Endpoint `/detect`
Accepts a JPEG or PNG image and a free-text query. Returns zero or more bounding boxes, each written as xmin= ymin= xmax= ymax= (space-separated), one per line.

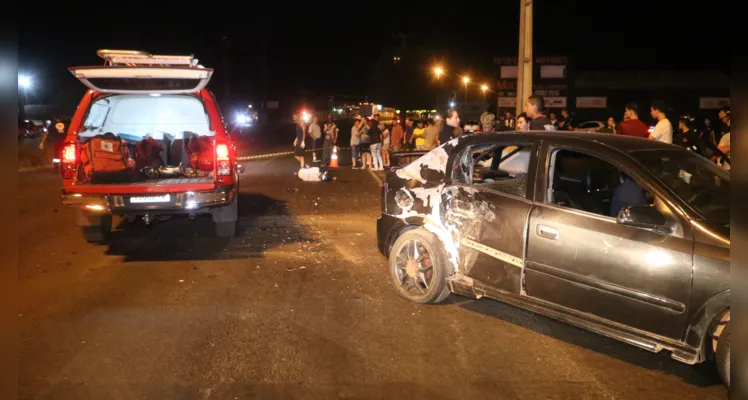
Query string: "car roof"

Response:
xmin=453 ymin=130 xmax=678 ymax=154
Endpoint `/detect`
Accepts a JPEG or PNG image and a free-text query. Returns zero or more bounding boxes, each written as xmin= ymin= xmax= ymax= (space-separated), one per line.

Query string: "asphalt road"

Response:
xmin=18 ymin=156 xmax=728 ymax=400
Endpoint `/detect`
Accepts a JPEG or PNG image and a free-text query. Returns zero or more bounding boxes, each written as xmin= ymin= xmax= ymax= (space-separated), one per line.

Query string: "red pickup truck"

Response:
xmin=60 ymin=50 xmax=243 ymax=243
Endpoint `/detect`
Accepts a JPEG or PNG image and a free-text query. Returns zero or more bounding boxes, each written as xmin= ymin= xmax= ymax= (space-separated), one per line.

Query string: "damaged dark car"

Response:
xmin=377 ymin=132 xmax=731 ymax=387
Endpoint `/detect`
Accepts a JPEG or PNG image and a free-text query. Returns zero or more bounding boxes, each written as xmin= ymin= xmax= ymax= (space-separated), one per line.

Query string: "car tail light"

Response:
xmin=216 ymin=143 xmax=231 ymax=176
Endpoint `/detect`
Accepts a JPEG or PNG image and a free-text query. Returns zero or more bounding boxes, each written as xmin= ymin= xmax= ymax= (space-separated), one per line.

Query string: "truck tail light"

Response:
xmin=62 ymin=143 xmax=76 ymax=163
xmin=216 ymin=144 xmax=229 ymax=161
xmin=61 ymin=142 xmax=77 ymax=179
xmin=216 ymin=143 xmax=231 ymax=176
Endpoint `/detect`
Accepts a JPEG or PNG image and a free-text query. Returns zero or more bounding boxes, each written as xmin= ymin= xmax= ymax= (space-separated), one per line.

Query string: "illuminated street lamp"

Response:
xmin=433 ymin=67 xmax=443 ymax=78
xmin=19 ymin=75 xmax=32 ymax=120
xmin=19 ymin=75 xmax=31 ymax=89
xmin=481 ymin=84 xmax=488 ymax=100
xmin=462 ymin=76 xmax=470 ymax=101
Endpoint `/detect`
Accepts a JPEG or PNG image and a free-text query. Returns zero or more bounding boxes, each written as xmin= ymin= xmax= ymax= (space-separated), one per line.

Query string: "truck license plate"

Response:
xmin=129 ymin=194 xmax=171 ymax=204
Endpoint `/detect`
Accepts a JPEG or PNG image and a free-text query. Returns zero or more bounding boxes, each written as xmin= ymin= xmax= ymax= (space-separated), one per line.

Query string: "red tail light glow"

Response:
xmin=62 ymin=143 xmax=76 ymax=163
xmin=216 ymin=144 xmax=229 ymax=161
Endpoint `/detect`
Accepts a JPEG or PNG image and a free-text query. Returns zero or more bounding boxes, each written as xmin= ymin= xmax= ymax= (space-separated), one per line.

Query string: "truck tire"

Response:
xmin=389 ymin=227 xmax=451 ymax=304
xmin=716 ymin=322 xmax=730 ymax=388
xmin=212 ymin=193 xmax=238 ymax=238
xmin=81 ymin=215 xmax=112 ymax=244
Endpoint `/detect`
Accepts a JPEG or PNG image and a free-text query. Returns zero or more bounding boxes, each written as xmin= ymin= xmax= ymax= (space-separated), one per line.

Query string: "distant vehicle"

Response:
xmin=574 ymin=121 xmax=605 ymax=132
xmin=378 ymin=131 xmax=731 ymax=388
xmin=60 ymin=49 xmax=243 ymax=242
xmin=463 ymin=121 xmax=480 ymax=133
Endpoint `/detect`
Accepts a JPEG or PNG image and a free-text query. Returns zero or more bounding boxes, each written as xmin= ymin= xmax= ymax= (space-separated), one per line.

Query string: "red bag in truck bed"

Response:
xmin=186 ymin=136 xmax=214 ymax=171
xmin=135 ymin=136 xmax=165 ymax=170
xmin=79 ymin=133 xmax=135 ymax=183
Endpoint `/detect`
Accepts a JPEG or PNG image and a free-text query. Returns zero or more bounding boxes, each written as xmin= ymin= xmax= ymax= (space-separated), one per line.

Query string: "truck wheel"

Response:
xmin=716 ymin=322 xmax=730 ymax=388
xmin=81 ymin=215 xmax=112 ymax=244
xmin=215 ymin=222 xmax=237 ymax=237
xmin=389 ymin=227 xmax=451 ymax=304
xmin=212 ymin=193 xmax=238 ymax=238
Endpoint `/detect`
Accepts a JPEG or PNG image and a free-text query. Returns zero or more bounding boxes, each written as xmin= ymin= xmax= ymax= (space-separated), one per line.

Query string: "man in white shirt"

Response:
xmin=308 ymin=116 xmax=322 ymax=162
xmin=649 ymin=101 xmax=672 ymax=143
xmin=350 ymin=118 xmax=362 ymax=169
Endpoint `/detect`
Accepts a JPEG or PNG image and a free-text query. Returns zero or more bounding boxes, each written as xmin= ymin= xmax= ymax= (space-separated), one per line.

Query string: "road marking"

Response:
xmin=367 ymin=168 xmax=382 ymax=186
xmin=460 ymin=238 xmax=524 ymax=268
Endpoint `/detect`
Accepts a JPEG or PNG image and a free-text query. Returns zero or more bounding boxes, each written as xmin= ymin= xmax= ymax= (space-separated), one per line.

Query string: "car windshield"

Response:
xmin=631 ymin=150 xmax=729 ymax=228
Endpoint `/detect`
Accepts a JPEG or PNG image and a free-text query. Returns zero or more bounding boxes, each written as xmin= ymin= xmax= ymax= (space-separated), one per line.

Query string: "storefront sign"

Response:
xmin=699 ymin=97 xmax=730 ymax=109
xmin=576 ymin=97 xmax=607 ymax=108
xmin=544 ymin=97 xmax=567 ymax=107
xmin=498 ymin=97 xmax=517 ymax=108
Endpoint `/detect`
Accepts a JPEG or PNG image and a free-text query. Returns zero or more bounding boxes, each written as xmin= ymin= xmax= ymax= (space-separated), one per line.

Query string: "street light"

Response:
xmin=462 ymin=76 xmax=470 ymax=102
xmin=18 ymin=75 xmax=31 ymax=121
xmin=433 ymin=67 xmax=443 ymax=78
xmin=481 ymin=84 xmax=488 ymax=100
xmin=19 ymin=75 xmax=31 ymax=89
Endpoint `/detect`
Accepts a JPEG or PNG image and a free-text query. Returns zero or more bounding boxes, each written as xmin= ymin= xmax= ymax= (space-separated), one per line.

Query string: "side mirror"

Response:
xmin=617 ymin=205 xmax=670 ymax=234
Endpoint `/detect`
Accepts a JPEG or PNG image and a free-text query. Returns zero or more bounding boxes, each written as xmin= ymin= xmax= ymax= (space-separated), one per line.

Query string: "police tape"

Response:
xmin=236 ymin=146 xmax=352 ymax=161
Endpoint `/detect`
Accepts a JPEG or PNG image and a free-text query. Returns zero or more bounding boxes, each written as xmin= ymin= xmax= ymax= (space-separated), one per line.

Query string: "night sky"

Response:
xmin=19 ymin=1 xmax=728 ymax=108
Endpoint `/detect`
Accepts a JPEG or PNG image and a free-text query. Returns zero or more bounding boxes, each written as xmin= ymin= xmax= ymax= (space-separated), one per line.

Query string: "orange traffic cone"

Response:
xmin=329 ymin=146 xmax=339 ymax=168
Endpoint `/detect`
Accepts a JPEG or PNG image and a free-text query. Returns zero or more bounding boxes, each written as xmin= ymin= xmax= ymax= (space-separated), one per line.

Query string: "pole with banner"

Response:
xmin=516 ymin=0 xmax=533 ymax=117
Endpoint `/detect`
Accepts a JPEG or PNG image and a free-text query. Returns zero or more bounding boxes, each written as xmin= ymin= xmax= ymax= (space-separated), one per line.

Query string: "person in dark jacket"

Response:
xmin=524 ymin=96 xmax=555 ymax=130
xmin=610 ymin=173 xmax=648 ymax=218
xmin=439 ymin=109 xmax=460 ymax=144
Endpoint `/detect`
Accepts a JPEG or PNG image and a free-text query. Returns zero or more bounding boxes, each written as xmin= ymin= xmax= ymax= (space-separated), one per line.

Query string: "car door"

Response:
xmin=444 ymin=138 xmax=539 ymax=294
xmin=524 ymin=141 xmax=694 ymax=340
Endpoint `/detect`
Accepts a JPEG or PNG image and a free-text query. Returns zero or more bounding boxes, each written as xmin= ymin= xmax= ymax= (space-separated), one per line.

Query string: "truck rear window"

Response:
xmin=80 ymin=94 xmax=211 ymax=140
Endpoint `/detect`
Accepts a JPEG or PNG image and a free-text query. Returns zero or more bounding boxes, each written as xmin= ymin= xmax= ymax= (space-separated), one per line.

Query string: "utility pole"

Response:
xmin=516 ymin=0 xmax=533 ymax=117
xmin=261 ymin=1 xmax=269 ymax=125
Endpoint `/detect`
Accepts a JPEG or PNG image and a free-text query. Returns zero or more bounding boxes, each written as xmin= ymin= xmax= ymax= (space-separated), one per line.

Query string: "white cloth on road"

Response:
xmin=298 ymin=166 xmax=322 ymax=181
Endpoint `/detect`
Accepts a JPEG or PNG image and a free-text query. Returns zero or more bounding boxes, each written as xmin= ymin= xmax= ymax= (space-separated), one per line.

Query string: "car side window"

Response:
xmin=546 ymin=148 xmax=654 ymax=218
xmin=452 ymin=143 xmax=532 ymax=198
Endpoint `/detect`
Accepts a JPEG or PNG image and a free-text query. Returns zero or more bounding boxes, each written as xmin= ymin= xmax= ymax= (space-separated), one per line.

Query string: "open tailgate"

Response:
xmin=69 ymin=66 xmax=213 ymax=94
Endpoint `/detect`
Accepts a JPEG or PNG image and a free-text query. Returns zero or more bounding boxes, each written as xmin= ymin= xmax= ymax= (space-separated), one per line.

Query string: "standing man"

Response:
xmin=404 ymin=118 xmax=414 ymax=150
xmin=649 ymin=101 xmax=673 ymax=143
xmin=439 ymin=109 xmax=460 ymax=145
xmin=558 ymin=108 xmax=574 ymax=131
xmin=500 ymin=110 xmax=515 ymax=131
xmin=322 ymin=115 xmax=339 ymax=165
xmin=616 ymin=103 xmax=650 ymax=138
xmin=308 ymin=115 xmax=323 ymax=163
xmin=390 ymin=119 xmax=405 ymax=152
xmin=717 ymin=106 xmax=730 ymax=144
xmin=350 ymin=118 xmax=362 ymax=169
xmin=524 ymin=96 xmax=555 ymax=130
xmin=422 ymin=119 xmax=439 ymax=150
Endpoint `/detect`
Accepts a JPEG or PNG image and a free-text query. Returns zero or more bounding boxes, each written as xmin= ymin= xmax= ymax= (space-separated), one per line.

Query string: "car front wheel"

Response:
xmin=389 ymin=227 xmax=451 ymax=304
xmin=716 ymin=322 xmax=730 ymax=388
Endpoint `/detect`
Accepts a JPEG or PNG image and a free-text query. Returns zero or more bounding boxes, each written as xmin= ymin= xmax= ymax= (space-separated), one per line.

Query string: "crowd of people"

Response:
xmin=292 ymin=95 xmax=731 ymax=172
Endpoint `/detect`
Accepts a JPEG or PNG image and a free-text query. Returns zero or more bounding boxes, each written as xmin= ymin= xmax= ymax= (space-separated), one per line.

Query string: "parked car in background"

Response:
xmin=574 ymin=121 xmax=605 ymax=132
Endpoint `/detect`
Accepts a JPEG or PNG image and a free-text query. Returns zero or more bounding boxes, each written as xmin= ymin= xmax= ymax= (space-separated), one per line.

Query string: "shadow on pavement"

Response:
xmin=100 ymin=193 xmax=310 ymax=262
xmin=457 ymin=298 xmax=723 ymax=388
